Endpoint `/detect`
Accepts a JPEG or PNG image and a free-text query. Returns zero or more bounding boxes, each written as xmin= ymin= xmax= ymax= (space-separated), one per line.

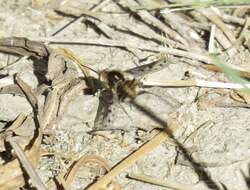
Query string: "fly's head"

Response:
xmin=99 ymin=70 xmax=124 ymax=89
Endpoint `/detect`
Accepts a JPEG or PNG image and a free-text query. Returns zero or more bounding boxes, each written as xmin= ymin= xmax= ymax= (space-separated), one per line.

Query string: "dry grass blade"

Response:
xmin=208 ymin=25 xmax=216 ymax=53
xmin=142 ymin=78 xmax=250 ymax=89
xmin=41 ymin=86 xmax=60 ymax=129
xmin=0 ymin=73 xmax=44 ymax=189
xmin=90 ymin=0 xmax=111 ymax=11
xmin=128 ymin=173 xmax=194 ymax=190
xmin=232 ymin=91 xmax=250 ymax=104
xmin=120 ymin=20 xmax=187 ymax=49
xmin=56 ymin=2 xmax=187 ymax=50
xmin=201 ymin=64 xmax=250 ymax=79
xmin=0 ymin=117 xmax=42 ymax=190
xmin=33 ymin=36 xmax=212 ymax=64
xmin=136 ymin=10 xmax=188 ymax=46
xmin=15 ymin=74 xmax=38 ymax=110
xmin=0 ymin=68 xmax=45 ymax=189
xmin=229 ymin=17 xmax=250 ymax=50
xmin=55 ymin=48 xmax=90 ymax=78
xmin=83 ymin=16 xmax=117 ymax=39
xmin=5 ymin=113 xmax=27 ymax=132
xmin=46 ymin=49 xmax=67 ymax=82
xmin=118 ymin=0 xmax=188 ymax=46
xmin=5 ymin=135 xmax=47 ymax=190
xmin=221 ymin=13 xmax=245 ymax=25
xmin=87 ymin=122 xmax=179 ymax=190
xmin=64 ymin=154 xmax=111 ymax=189
xmin=0 ymin=37 xmax=49 ymax=59
xmin=55 ymin=48 xmax=95 ymax=90
xmin=189 ymin=9 xmax=235 ymax=55
xmin=42 ymin=78 xmax=81 ymax=129
xmin=57 ymin=80 xmax=86 ymax=117
xmin=198 ymin=8 xmax=236 ymax=44
xmin=51 ymin=0 xmax=111 ymax=36
xmin=160 ymin=9 xmax=203 ymax=45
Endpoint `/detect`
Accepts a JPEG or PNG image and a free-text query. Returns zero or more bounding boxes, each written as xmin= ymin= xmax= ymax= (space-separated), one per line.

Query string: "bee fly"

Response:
xmin=99 ymin=70 xmax=138 ymax=100
xmin=93 ymin=55 xmax=172 ymax=130
xmin=93 ymin=70 xmax=137 ymax=130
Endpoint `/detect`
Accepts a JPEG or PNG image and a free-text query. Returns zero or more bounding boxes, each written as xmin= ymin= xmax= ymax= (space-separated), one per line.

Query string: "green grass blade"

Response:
xmin=210 ymin=54 xmax=250 ymax=94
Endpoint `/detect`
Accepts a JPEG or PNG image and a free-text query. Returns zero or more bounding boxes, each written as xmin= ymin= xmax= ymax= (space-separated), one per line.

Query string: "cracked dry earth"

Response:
xmin=0 ymin=1 xmax=250 ymax=190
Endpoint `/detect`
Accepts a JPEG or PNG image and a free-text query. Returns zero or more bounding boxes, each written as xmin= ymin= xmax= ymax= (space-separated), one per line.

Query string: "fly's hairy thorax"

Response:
xmin=99 ymin=70 xmax=138 ymax=101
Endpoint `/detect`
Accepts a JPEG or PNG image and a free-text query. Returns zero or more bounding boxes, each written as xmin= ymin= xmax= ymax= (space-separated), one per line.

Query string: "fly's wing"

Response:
xmin=94 ymin=89 xmax=131 ymax=131
xmin=125 ymin=57 xmax=175 ymax=78
xmin=93 ymin=89 xmax=113 ymax=129
xmin=125 ymin=56 xmax=182 ymax=109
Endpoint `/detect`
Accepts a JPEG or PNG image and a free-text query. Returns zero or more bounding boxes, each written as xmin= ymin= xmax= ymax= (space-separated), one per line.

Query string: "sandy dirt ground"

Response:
xmin=0 ymin=0 xmax=250 ymax=190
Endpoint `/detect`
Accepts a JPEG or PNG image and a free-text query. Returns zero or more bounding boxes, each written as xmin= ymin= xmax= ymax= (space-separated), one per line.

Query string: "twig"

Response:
xmin=180 ymin=121 xmax=215 ymax=157
xmin=0 ymin=81 xmax=43 ymax=189
xmin=87 ymin=122 xmax=179 ymax=190
xmin=128 ymin=173 xmax=194 ymax=190
xmin=5 ymin=136 xmax=47 ymax=190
